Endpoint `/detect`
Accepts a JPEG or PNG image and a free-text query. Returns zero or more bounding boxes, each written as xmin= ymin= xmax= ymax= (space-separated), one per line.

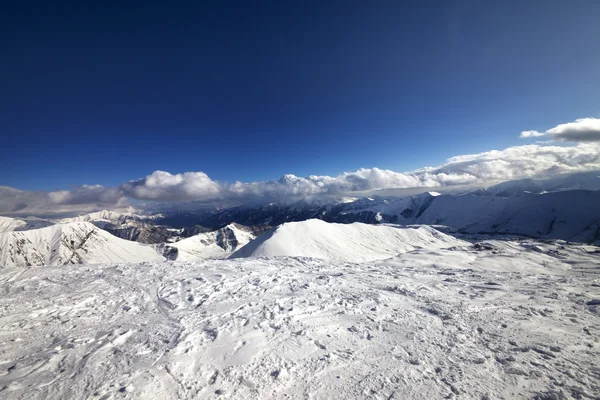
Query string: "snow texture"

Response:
xmin=1 ymin=238 xmax=599 ymax=399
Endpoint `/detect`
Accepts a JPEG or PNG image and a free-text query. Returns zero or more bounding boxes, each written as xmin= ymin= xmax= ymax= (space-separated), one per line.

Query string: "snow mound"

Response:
xmin=0 ymin=222 xmax=163 ymax=268
xmin=231 ymin=219 xmax=468 ymax=262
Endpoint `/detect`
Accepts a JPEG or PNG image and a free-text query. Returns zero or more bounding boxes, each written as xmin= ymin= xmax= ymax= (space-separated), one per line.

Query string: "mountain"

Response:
xmin=9 ymin=172 xmax=593 ymax=247
xmin=0 ymin=221 xmax=164 ymax=268
xmin=179 ymin=224 xmax=213 ymax=237
xmin=179 ymin=172 xmax=600 ymax=244
xmin=412 ymin=190 xmax=600 ymax=242
xmin=164 ymin=223 xmax=269 ymax=260
xmin=59 ymin=209 xmax=138 ymax=224
xmin=486 ymin=171 xmax=600 ymax=196
xmin=0 ymin=216 xmax=54 ymax=233
xmin=60 ymin=210 xmax=180 ymax=244
xmin=231 ymin=219 xmax=468 ymax=262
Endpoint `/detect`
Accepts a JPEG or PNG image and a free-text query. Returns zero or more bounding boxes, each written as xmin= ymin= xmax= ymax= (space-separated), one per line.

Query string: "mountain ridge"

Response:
xmin=0 ymin=221 xmax=164 ymax=268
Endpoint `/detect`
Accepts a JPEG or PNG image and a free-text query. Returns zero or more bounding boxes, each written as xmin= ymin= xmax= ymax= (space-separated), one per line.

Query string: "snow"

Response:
xmin=58 ymin=209 xmax=143 ymax=224
xmin=231 ymin=219 xmax=469 ymax=262
xmin=169 ymin=224 xmax=258 ymax=260
xmin=0 ymin=222 xmax=164 ymax=268
xmin=0 ymin=216 xmax=26 ymax=233
xmin=418 ymin=190 xmax=600 ymax=242
xmin=1 ymin=208 xmax=600 ymax=399
xmin=0 ymin=216 xmax=54 ymax=233
xmin=1 ymin=239 xmax=599 ymax=399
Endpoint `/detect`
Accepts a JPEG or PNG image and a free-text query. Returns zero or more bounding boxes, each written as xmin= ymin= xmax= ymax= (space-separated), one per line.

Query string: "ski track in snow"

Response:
xmin=1 ymin=247 xmax=600 ymax=399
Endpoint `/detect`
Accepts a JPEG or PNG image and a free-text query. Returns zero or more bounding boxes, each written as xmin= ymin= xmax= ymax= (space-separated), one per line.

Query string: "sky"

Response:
xmin=1 ymin=1 xmax=600 ymax=214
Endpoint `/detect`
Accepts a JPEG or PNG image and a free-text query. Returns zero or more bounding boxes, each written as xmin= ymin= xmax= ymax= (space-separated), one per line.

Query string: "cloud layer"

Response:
xmin=2 ymin=143 xmax=600 ymax=215
xmin=0 ymin=185 xmax=127 ymax=216
xmin=521 ymin=118 xmax=600 ymax=142
xmin=2 ymin=117 xmax=600 ymax=215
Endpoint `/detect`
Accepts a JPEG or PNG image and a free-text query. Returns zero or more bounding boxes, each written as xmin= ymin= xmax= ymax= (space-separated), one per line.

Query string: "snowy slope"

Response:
xmin=486 ymin=171 xmax=600 ymax=195
xmin=357 ymin=191 xmax=440 ymax=219
xmin=418 ymin=190 xmax=600 ymax=242
xmin=415 ymin=193 xmax=517 ymax=228
xmin=167 ymin=223 xmax=261 ymax=260
xmin=0 ymin=216 xmax=26 ymax=232
xmin=59 ymin=209 xmax=180 ymax=244
xmin=0 ymin=216 xmax=54 ymax=233
xmin=231 ymin=219 xmax=469 ymax=262
xmin=0 ymin=222 xmax=163 ymax=268
xmin=324 ymin=189 xmax=600 ymax=243
xmin=59 ymin=210 xmax=136 ymax=224
xmin=1 ymin=242 xmax=599 ymax=399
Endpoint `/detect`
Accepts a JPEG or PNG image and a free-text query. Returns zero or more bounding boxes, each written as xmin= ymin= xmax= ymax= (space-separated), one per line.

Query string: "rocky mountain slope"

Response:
xmin=0 ymin=222 xmax=164 ymax=268
xmin=61 ymin=210 xmax=181 ymax=244
xmin=164 ymin=223 xmax=269 ymax=260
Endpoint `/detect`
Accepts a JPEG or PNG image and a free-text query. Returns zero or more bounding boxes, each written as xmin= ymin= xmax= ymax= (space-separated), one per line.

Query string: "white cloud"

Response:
xmin=546 ymin=118 xmax=600 ymax=142
xmin=0 ymin=185 xmax=127 ymax=216
xmin=114 ymin=142 xmax=600 ymax=203
xmin=120 ymin=171 xmax=222 ymax=201
xmin=2 ymin=139 xmax=600 ymax=215
xmin=521 ymin=118 xmax=600 ymax=142
xmin=520 ymin=130 xmax=545 ymax=138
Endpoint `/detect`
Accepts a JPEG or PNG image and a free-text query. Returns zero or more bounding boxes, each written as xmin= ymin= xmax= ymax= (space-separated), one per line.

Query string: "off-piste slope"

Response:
xmin=167 ymin=223 xmax=264 ymax=260
xmin=1 ymin=246 xmax=598 ymax=400
xmin=231 ymin=219 xmax=469 ymax=262
xmin=0 ymin=221 xmax=164 ymax=268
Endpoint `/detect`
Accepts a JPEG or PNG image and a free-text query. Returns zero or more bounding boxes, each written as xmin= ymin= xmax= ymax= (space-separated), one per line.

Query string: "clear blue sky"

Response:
xmin=2 ymin=0 xmax=599 ymax=191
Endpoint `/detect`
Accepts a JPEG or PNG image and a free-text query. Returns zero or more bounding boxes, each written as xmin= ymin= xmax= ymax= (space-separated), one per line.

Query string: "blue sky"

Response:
xmin=2 ymin=0 xmax=599 ymax=192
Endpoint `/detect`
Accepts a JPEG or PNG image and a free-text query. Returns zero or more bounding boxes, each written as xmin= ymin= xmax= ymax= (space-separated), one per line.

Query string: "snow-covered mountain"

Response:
xmin=164 ymin=223 xmax=269 ymax=260
xmin=484 ymin=171 xmax=600 ymax=196
xmin=60 ymin=210 xmax=180 ymax=244
xmin=0 ymin=216 xmax=55 ymax=233
xmin=0 ymin=222 xmax=164 ymax=268
xmin=231 ymin=219 xmax=468 ymax=262
xmin=413 ymin=190 xmax=600 ymax=242
xmin=59 ymin=209 xmax=137 ymax=224
xmin=180 ymin=173 xmax=600 ymax=243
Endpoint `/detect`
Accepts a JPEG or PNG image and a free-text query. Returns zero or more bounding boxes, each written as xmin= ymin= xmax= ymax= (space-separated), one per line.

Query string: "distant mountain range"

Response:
xmin=155 ymin=174 xmax=600 ymax=243
xmin=0 ymin=171 xmax=599 ymax=267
